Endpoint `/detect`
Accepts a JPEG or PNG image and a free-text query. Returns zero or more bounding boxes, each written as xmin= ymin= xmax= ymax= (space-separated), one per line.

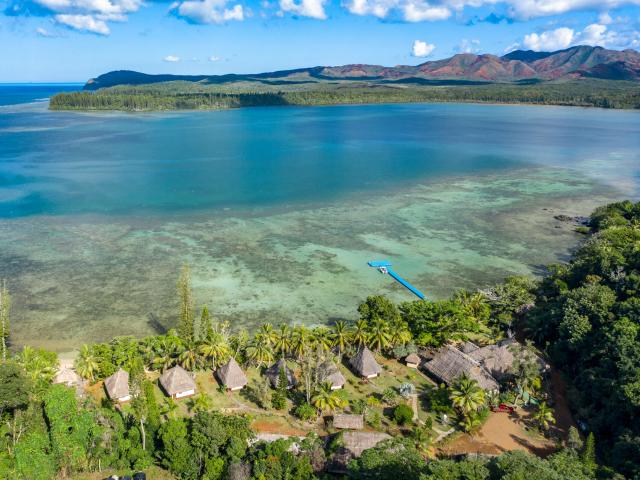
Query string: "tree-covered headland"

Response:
xmin=49 ymin=79 xmax=640 ymax=112
xmin=0 ymin=200 xmax=639 ymax=479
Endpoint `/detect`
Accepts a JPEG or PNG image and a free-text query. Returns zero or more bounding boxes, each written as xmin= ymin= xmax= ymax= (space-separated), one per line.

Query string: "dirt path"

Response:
xmin=439 ymin=410 xmax=556 ymax=457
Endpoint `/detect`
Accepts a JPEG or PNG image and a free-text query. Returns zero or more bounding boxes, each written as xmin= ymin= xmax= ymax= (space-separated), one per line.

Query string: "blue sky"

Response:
xmin=2 ymin=0 xmax=640 ymax=82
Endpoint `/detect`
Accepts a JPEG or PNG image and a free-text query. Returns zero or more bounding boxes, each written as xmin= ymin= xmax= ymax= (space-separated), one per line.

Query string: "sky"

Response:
xmin=1 ymin=0 xmax=640 ymax=82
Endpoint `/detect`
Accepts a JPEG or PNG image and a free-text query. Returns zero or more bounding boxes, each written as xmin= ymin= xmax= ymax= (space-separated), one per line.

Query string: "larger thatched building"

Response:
xmin=104 ymin=368 xmax=131 ymax=403
xmin=467 ymin=338 xmax=549 ymax=381
xmin=327 ymin=431 xmax=392 ymax=473
xmin=424 ymin=344 xmax=499 ymax=391
xmin=264 ymin=358 xmax=297 ymax=389
xmin=217 ymin=357 xmax=248 ymax=391
xmin=159 ymin=365 xmax=196 ymax=399
xmin=333 ymin=414 xmax=364 ymax=430
xmin=350 ymin=347 xmax=381 ymax=379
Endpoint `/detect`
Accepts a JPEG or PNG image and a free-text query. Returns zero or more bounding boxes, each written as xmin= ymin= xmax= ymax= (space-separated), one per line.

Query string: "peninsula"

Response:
xmin=50 ymin=45 xmax=640 ymax=112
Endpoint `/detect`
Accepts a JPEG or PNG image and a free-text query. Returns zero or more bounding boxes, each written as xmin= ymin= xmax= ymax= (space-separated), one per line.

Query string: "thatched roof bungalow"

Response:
xmin=424 ymin=344 xmax=498 ymax=391
xmin=265 ymin=358 xmax=297 ymax=390
xmin=318 ymin=359 xmax=346 ymax=390
xmin=104 ymin=368 xmax=131 ymax=403
xmin=350 ymin=347 xmax=381 ymax=379
xmin=159 ymin=365 xmax=196 ymax=399
xmin=327 ymin=431 xmax=392 ymax=473
xmin=405 ymin=353 xmax=421 ymax=368
xmin=53 ymin=367 xmax=82 ymax=388
xmin=333 ymin=414 xmax=364 ymax=430
xmin=217 ymin=357 xmax=248 ymax=391
xmin=468 ymin=338 xmax=549 ymax=381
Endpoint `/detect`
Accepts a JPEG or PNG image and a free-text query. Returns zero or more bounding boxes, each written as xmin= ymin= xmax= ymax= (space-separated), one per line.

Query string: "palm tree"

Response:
xmin=367 ymin=318 xmax=391 ymax=352
xmin=312 ymin=382 xmax=347 ymax=413
xmin=291 ymin=325 xmax=311 ymax=359
xmin=389 ymin=320 xmax=412 ymax=347
xmin=460 ymin=412 xmax=483 ymax=433
xmin=259 ymin=323 xmax=277 ymax=347
xmin=198 ymin=332 xmax=231 ymax=369
xmin=152 ymin=352 xmax=177 ymax=372
xmin=313 ymin=326 xmax=332 ymax=352
xmin=246 ymin=338 xmax=274 ymax=367
xmin=352 ymin=319 xmax=368 ymax=348
xmin=533 ymin=402 xmax=556 ymax=431
xmin=273 ymin=324 xmax=292 ymax=356
xmin=178 ymin=344 xmax=198 ymax=371
xmin=75 ymin=345 xmax=99 ymax=382
xmin=188 ymin=393 xmax=213 ymax=413
xmin=411 ymin=421 xmax=436 ymax=458
xmin=330 ymin=320 xmax=349 ymax=357
xmin=449 ymin=375 xmax=486 ymax=416
xmin=16 ymin=346 xmax=56 ymax=384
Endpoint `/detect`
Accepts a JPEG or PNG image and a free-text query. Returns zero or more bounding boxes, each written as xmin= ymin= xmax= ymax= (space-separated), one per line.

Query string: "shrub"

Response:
xmin=394 ymin=404 xmax=414 ymax=425
xmin=294 ymin=403 xmax=316 ymax=422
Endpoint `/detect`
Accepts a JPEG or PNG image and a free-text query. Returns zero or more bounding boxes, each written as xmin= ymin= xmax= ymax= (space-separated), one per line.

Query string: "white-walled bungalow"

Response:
xmin=104 ymin=368 xmax=131 ymax=403
xmin=159 ymin=365 xmax=196 ymax=399
xmin=350 ymin=347 xmax=381 ymax=379
xmin=318 ymin=359 xmax=346 ymax=390
xmin=217 ymin=357 xmax=248 ymax=391
xmin=404 ymin=353 xmax=421 ymax=369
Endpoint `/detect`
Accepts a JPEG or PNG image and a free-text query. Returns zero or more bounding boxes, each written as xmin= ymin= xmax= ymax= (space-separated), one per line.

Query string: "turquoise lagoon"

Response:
xmin=1 ymin=86 xmax=639 ymax=351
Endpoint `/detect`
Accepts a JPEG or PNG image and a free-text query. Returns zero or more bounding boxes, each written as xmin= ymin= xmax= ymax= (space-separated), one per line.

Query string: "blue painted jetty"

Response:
xmin=367 ymin=260 xmax=426 ymax=300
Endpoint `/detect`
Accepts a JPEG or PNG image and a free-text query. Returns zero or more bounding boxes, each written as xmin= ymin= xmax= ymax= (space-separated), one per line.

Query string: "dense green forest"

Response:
xmin=49 ymin=80 xmax=640 ymax=111
xmin=0 ymin=201 xmax=639 ymax=479
xmin=526 ymin=201 xmax=640 ymax=478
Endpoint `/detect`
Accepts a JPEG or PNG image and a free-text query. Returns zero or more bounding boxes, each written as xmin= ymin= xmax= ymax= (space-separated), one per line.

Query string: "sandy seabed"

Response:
xmin=0 ymin=166 xmax=621 ymax=353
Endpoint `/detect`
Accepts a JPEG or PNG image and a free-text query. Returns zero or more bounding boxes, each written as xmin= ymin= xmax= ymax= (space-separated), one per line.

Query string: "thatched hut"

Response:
xmin=318 ymin=359 xmax=346 ymax=390
xmin=159 ymin=365 xmax=196 ymax=399
xmin=468 ymin=338 xmax=549 ymax=381
xmin=264 ymin=358 xmax=296 ymax=389
xmin=404 ymin=353 xmax=421 ymax=368
xmin=460 ymin=341 xmax=480 ymax=354
xmin=104 ymin=368 xmax=131 ymax=403
xmin=350 ymin=347 xmax=381 ymax=379
xmin=217 ymin=357 xmax=248 ymax=391
xmin=53 ymin=367 xmax=82 ymax=388
xmin=333 ymin=414 xmax=364 ymax=430
xmin=327 ymin=431 xmax=392 ymax=473
xmin=424 ymin=344 xmax=498 ymax=391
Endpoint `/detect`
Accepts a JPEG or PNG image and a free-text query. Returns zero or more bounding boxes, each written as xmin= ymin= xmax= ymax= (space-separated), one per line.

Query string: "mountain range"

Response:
xmin=85 ymin=45 xmax=640 ymax=91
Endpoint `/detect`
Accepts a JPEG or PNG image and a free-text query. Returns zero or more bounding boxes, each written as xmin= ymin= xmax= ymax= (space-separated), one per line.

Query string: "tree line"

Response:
xmin=49 ymin=80 xmax=640 ymax=111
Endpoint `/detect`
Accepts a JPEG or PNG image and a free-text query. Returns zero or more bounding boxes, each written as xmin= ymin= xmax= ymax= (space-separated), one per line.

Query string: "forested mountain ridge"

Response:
xmin=84 ymin=45 xmax=640 ymax=90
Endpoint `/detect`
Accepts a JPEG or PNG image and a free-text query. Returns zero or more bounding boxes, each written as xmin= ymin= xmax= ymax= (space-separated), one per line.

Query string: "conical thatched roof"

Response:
xmin=468 ymin=338 xmax=549 ymax=381
xmin=104 ymin=368 xmax=130 ymax=400
xmin=217 ymin=357 xmax=248 ymax=390
xmin=159 ymin=365 xmax=196 ymax=396
xmin=405 ymin=353 xmax=421 ymax=365
xmin=265 ymin=358 xmax=297 ymax=389
xmin=350 ymin=347 xmax=381 ymax=377
xmin=318 ymin=359 xmax=346 ymax=389
xmin=424 ymin=344 xmax=498 ymax=391
xmin=53 ymin=367 xmax=82 ymax=387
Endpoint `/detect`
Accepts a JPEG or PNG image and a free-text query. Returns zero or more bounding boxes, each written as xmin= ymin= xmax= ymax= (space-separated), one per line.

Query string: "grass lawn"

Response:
xmin=83 ymin=355 xmax=441 ymax=437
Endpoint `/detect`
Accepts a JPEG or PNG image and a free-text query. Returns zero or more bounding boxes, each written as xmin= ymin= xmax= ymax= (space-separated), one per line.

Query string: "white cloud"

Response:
xmin=520 ymin=23 xmax=622 ymax=52
xmin=209 ymin=55 xmax=221 ymax=61
xmin=598 ymin=11 xmax=613 ymax=25
xmin=403 ymin=2 xmax=450 ymax=21
xmin=164 ymin=55 xmax=181 ymax=62
xmin=36 ymin=26 xmax=57 ymax=36
xmin=54 ymin=13 xmax=110 ymax=34
xmin=344 ymin=0 xmax=451 ymax=21
xmin=523 ymin=27 xmax=574 ymax=51
xmin=279 ymin=0 xmax=327 ymax=18
xmin=172 ymin=0 xmax=244 ymax=24
xmin=506 ymin=0 xmax=640 ymax=20
xmin=457 ymin=38 xmax=481 ymax=53
xmin=412 ymin=39 xmax=435 ymax=57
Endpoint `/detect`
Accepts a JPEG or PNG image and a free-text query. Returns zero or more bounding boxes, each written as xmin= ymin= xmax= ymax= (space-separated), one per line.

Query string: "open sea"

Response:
xmin=1 ymin=84 xmax=639 ymax=352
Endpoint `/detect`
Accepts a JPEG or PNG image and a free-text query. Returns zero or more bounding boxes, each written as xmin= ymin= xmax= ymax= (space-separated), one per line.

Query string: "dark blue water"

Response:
xmin=0 ymin=84 xmax=80 ymax=106
xmin=1 ymin=85 xmax=640 ymax=218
